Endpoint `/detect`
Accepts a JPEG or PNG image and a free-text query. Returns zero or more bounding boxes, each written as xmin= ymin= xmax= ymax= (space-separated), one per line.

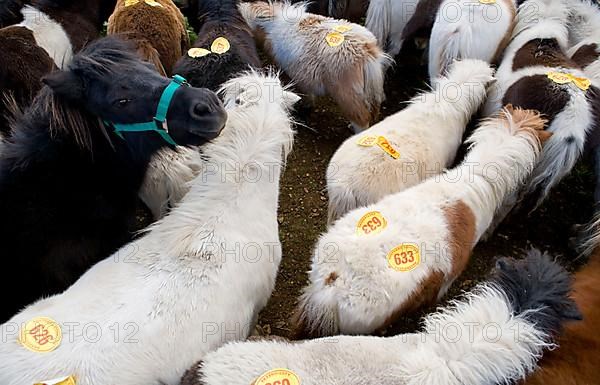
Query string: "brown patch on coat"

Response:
xmin=443 ymin=200 xmax=477 ymax=279
xmin=298 ymin=15 xmax=323 ymax=29
xmin=522 ymin=250 xmax=600 ymax=385
xmin=492 ymin=0 xmax=517 ymax=65
xmin=402 ymin=0 xmax=444 ymax=40
xmin=502 ymin=75 xmax=570 ymax=128
xmin=512 ymin=38 xmax=577 ymax=71
xmin=133 ymin=38 xmax=167 ymax=75
xmin=375 ymin=270 xmax=445 ymax=332
xmin=571 ymin=43 xmax=600 ymax=69
xmin=324 ymin=272 xmax=338 ymax=285
xmin=180 ymin=360 xmax=204 ymax=385
xmin=107 ymin=0 xmax=189 ymax=75
xmin=0 ymin=26 xmax=56 ymax=135
xmin=327 ymin=64 xmax=373 ymax=128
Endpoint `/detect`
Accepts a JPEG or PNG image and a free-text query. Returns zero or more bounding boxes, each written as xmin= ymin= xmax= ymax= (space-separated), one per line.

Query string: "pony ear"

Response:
xmin=42 ymin=70 xmax=85 ymax=102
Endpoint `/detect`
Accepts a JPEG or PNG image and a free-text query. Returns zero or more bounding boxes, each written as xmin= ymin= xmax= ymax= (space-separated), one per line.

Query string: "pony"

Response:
xmin=107 ymin=0 xmax=190 ymax=76
xmin=293 ymin=106 xmax=550 ymax=337
xmin=0 ymin=0 xmax=27 ymax=27
xmin=145 ymin=0 xmax=262 ymax=219
xmin=481 ymin=0 xmax=600 ymax=237
xmin=173 ymin=0 xmax=261 ymax=91
xmin=0 ymin=0 xmax=117 ymax=134
xmin=182 ymin=249 xmax=580 ymax=385
xmin=291 ymin=0 xmax=370 ymax=22
xmin=0 ymin=70 xmax=298 ymax=385
xmin=428 ymin=0 xmax=516 ymax=79
xmin=523 ymin=223 xmax=600 ymax=384
xmin=239 ymin=1 xmax=391 ymax=132
xmin=327 ymin=59 xmax=494 ymax=223
xmin=0 ymin=36 xmax=227 ymax=323
xmin=366 ymin=0 xmax=443 ymax=57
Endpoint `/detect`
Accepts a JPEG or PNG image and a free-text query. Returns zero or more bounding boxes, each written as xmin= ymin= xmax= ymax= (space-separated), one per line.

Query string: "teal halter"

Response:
xmin=107 ymin=75 xmax=189 ymax=146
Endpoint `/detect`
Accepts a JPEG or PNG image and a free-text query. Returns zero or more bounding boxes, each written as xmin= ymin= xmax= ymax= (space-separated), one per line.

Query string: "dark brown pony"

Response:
xmin=0 ymin=0 xmax=117 ymax=135
xmin=107 ymin=0 xmax=189 ymax=76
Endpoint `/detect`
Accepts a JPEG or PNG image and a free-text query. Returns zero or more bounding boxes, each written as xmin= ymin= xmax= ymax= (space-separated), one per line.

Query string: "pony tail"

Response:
xmin=291 ymin=286 xmax=340 ymax=339
xmin=134 ymin=39 xmax=167 ymax=76
xmin=363 ymin=52 xmax=392 ymax=124
xmin=577 ymin=212 xmax=600 ymax=257
xmin=365 ymin=0 xmax=392 ymax=51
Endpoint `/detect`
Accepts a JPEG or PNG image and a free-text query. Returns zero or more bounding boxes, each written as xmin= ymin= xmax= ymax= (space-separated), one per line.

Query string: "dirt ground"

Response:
xmin=255 ymin=42 xmax=596 ymax=338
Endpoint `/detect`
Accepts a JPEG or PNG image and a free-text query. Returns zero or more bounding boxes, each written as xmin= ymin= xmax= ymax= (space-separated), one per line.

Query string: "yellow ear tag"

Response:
xmin=326 ymin=32 xmax=345 ymax=47
xmin=548 ymin=71 xmax=574 ymax=85
xmin=572 ymin=75 xmax=591 ymax=91
xmin=479 ymin=0 xmax=496 ymax=4
xmin=356 ymin=211 xmax=387 ymax=236
xmin=357 ymin=135 xmax=378 ymax=147
xmin=34 ymin=376 xmax=76 ymax=385
xmin=254 ymin=369 xmax=301 ymax=385
xmin=188 ymin=48 xmax=212 ymax=58
xmin=377 ymin=136 xmax=400 ymax=159
xmin=19 ymin=317 xmax=62 ymax=353
xmin=387 ymin=244 xmax=421 ymax=272
xmin=144 ymin=0 xmax=163 ymax=6
xmin=334 ymin=24 xmax=353 ymax=33
xmin=124 ymin=0 xmax=139 ymax=6
xmin=211 ymin=37 xmax=230 ymax=54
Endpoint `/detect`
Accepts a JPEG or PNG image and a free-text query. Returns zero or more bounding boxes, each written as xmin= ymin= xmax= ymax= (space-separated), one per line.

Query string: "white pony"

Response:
xmin=428 ymin=0 xmax=516 ymax=79
xmin=365 ymin=0 xmax=423 ymax=57
xmin=294 ymin=106 xmax=549 ymax=337
xmin=182 ymin=249 xmax=580 ymax=385
xmin=0 ymin=71 xmax=299 ymax=385
xmin=239 ymin=1 xmax=391 ymax=132
xmin=327 ymin=59 xmax=494 ymax=223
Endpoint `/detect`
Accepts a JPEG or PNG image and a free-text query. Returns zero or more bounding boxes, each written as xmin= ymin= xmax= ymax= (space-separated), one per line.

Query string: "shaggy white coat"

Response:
xmin=0 ymin=72 xmax=298 ymax=385
xmin=428 ymin=0 xmax=516 ymax=79
xmin=140 ymin=146 xmax=203 ymax=219
xmin=192 ymin=284 xmax=550 ymax=385
xmin=365 ymin=0 xmax=421 ymax=57
xmin=239 ymin=1 xmax=391 ymax=132
xmin=17 ymin=5 xmax=73 ymax=68
xmin=297 ymin=107 xmax=545 ymax=336
xmin=327 ymin=59 xmax=494 ymax=223
xmin=482 ymin=0 xmax=597 ymax=232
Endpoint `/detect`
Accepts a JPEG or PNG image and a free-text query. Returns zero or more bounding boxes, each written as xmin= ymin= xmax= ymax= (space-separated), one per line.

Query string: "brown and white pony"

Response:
xmin=107 ymin=0 xmax=189 ymax=76
xmin=239 ymin=1 xmax=391 ymax=132
xmin=482 ymin=0 xmax=600 ymax=236
xmin=0 ymin=0 xmax=117 ymax=135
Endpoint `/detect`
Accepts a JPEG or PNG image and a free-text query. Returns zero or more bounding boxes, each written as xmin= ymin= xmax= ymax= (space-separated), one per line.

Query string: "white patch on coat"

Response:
xmin=428 ymin=0 xmax=516 ymax=79
xmin=195 ymin=284 xmax=550 ymax=385
xmin=0 ymin=71 xmax=297 ymax=385
xmin=327 ymin=59 xmax=494 ymax=222
xmin=18 ymin=5 xmax=73 ymax=68
xmin=366 ymin=0 xmax=420 ymax=56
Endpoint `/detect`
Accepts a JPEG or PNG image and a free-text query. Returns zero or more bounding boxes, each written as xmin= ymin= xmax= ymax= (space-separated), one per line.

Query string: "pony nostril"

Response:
xmin=192 ymin=103 xmax=211 ymax=118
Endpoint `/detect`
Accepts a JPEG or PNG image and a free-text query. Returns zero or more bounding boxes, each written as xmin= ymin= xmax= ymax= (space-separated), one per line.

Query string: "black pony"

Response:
xmin=173 ymin=0 xmax=261 ymax=91
xmin=0 ymin=0 xmax=27 ymax=27
xmin=0 ymin=36 xmax=227 ymax=322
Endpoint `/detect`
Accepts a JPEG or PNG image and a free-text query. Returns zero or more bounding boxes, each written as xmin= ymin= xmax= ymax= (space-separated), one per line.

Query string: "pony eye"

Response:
xmin=116 ymin=99 xmax=131 ymax=107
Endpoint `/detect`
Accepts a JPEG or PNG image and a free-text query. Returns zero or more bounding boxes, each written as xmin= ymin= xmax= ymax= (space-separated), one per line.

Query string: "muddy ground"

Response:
xmin=255 ymin=42 xmax=595 ymax=338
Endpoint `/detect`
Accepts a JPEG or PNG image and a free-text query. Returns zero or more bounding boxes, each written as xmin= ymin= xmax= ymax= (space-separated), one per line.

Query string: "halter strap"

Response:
xmin=108 ymin=75 xmax=189 ymax=146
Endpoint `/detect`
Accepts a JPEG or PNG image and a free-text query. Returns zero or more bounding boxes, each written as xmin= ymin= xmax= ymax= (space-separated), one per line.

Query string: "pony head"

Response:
xmin=42 ymin=36 xmax=227 ymax=148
